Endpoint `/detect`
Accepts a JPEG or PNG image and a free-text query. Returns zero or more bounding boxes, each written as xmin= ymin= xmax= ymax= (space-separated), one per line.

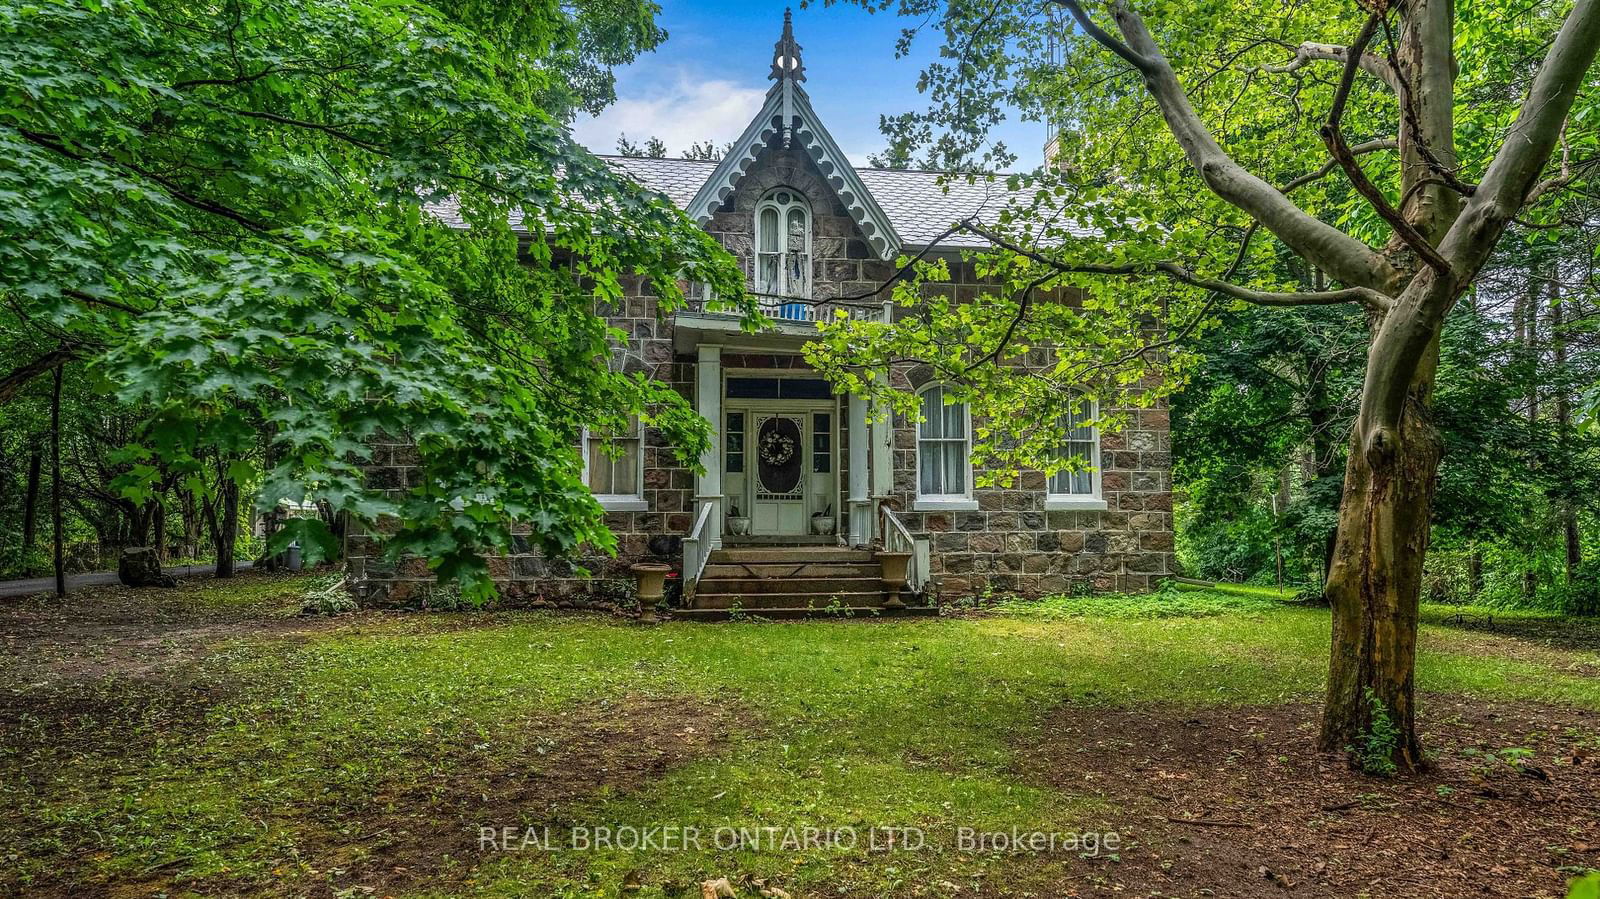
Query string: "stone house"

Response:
xmin=348 ymin=14 xmax=1173 ymax=616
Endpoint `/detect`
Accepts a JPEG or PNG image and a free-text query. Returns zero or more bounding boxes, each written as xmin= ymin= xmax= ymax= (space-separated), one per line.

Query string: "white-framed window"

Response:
xmin=914 ymin=384 xmax=976 ymax=510
xmin=583 ymin=418 xmax=647 ymax=511
xmin=755 ymin=188 xmax=811 ymax=310
xmin=1046 ymin=392 xmax=1106 ymax=510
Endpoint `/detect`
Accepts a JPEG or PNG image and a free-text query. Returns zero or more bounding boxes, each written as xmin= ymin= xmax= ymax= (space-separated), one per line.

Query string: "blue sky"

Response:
xmin=569 ymin=0 xmax=1045 ymax=170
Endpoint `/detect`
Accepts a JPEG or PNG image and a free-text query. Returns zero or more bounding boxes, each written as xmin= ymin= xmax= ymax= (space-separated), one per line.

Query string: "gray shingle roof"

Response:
xmin=424 ymin=156 xmax=1061 ymax=249
xmin=603 ymin=156 xmax=718 ymax=211
xmin=600 ymin=155 xmax=1034 ymax=248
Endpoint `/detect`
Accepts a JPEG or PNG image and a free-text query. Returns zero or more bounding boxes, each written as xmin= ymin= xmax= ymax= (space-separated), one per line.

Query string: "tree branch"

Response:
xmin=0 ymin=346 xmax=80 ymax=405
xmin=964 ymin=273 xmax=1056 ymax=371
xmin=962 ymin=221 xmax=1391 ymax=311
xmin=1439 ymin=0 xmax=1600 ymax=271
xmin=1053 ymin=0 xmax=1403 ymax=294
xmin=1280 ymin=139 xmax=1398 ymax=194
xmin=1260 ymin=41 xmax=1399 ymax=92
xmin=1524 ymin=155 xmax=1600 ymax=207
xmin=1319 ymin=14 xmax=1453 ymax=276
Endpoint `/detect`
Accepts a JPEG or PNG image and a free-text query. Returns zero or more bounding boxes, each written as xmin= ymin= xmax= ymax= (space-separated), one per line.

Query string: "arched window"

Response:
xmin=915 ymin=384 xmax=971 ymax=504
xmin=756 ymin=188 xmax=810 ymax=310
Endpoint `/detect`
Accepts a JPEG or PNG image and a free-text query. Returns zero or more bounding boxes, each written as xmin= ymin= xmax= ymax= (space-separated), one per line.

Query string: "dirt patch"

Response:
xmin=1428 ymin=610 xmax=1600 ymax=655
xmin=275 ymin=692 xmax=743 ymax=898
xmin=0 ymin=570 xmax=343 ymax=685
xmin=1025 ymin=697 xmax=1600 ymax=897
xmin=12 ymin=691 xmax=742 ymax=898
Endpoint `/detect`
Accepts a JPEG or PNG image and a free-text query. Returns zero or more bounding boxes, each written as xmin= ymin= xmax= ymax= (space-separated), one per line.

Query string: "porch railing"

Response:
xmin=683 ymin=500 xmax=715 ymax=597
xmin=684 ymin=285 xmax=884 ymax=324
xmin=880 ymin=505 xmax=926 ymax=594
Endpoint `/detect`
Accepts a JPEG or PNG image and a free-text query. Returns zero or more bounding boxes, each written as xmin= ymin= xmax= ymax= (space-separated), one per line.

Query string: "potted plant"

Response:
xmin=810 ymin=503 xmax=836 ymax=536
xmin=726 ymin=502 xmax=750 ymax=536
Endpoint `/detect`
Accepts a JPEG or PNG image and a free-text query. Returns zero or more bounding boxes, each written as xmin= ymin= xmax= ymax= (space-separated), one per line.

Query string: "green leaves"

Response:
xmin=0 ymin=0 xmax=748 ymax=596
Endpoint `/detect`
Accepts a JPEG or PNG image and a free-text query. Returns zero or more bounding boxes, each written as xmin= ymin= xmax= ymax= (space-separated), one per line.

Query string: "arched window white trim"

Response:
xmin=582 ymin=418 xmax=648 ymax=511
xmin=1045 ymin=391 xmax=1108 ymax=511
xmin=755 ymin=188 xmax=811 ymax=309
xmin=913 ymin=384 xmax=977 ymax=511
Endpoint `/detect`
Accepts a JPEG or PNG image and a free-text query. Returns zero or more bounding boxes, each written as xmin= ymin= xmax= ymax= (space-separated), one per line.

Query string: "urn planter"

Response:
xmin=629 ymin=562 xmax=672 ymax=623
xmin=875 ymin=551 xmax=912 ymax=610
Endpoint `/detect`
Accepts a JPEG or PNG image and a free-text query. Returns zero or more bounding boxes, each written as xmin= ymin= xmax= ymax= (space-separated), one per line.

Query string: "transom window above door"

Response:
xmin=755 ymin=188 xmax=811 ymax=316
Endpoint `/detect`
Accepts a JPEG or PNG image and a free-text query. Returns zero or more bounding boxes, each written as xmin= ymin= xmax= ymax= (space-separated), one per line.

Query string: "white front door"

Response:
xmin=751 ymin=412 xmax=808 ymax=535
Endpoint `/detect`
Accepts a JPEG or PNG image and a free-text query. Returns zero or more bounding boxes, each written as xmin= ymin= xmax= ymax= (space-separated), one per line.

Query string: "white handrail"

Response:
xmin=683 ymin=501 xmax=715 ymax=596
xmin=880 ymin=506 xmax=923 ymax=594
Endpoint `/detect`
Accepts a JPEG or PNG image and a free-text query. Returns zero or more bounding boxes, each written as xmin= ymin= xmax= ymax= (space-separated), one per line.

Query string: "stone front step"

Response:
xmin=702 ymin=561 xmax=881 ymax=579
xmin=695 ymin=576 xmax=885 ymax=595
xmin=721 ymin=535 xmax=840 ymax=546
xmin=708 ymin=548 xmax=874 ymax=564
xmin=690 ymin=591 xmax=890 ymax=610
xmin=687 ymin=545 xmax=928 ymax=618
xmin=674 ymin=605 xmax=939 ymax=621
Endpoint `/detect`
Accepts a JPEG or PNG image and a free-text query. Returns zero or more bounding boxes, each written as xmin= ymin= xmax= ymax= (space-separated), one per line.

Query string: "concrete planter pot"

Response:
xmin=629 ymin=562 xmax=672 ymax=623
xmin=875 ymin=551 xmax=912 ymax=610
xmin=727 ymin=516 xmax=751 ymax=536
xmin=810 ymin=514 xmax=837 ymax=536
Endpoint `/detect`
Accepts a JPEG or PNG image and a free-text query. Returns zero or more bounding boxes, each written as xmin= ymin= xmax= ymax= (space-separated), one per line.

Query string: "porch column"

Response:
xmin=694 ymin=344 xmax=724 ymax=549
xmin=847 ymin=392 xmax=871 ymax=547
xmin=869 ymin=370 xmax=895 ymax=541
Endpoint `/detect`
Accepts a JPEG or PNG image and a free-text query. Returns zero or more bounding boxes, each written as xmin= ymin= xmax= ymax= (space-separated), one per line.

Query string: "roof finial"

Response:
xmin=769 ymin=8 xmax=806 ymax=84
xmin=770 ymin=9 xmax=805 ymax=149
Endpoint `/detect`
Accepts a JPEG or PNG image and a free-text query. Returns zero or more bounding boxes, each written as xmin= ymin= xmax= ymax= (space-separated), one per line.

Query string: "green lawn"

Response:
xmin=4 ymin=577 xmax=1598 ymax=897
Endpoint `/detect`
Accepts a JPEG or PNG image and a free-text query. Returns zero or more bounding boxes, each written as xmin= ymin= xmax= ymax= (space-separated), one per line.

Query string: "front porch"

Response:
xmin=673 ymin=310 xmax=933 ymax=614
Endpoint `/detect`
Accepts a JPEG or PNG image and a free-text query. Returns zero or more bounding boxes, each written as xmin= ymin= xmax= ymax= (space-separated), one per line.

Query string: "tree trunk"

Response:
xmin=152 ymin=497 xmax=166 ymax=564
xmin=51 ymin=365 xmax=65 ymax=597
xmin=181 ymin=490 xmax=200 ymax=560
xmin=21 ymin=449 xmax=41 ymax=572
xmin=1518 ymin=263 xmax=1543 ymax=601
xmin=1320 ymin=387 xmax=1441 ymax=767
xmin=1319 ymin=282 xmax=1448 ymax=769
xmin=1550 ymin=291 xmax=1582 ymax=583
xmin=215 ymin=472 xmax=238 ymax=578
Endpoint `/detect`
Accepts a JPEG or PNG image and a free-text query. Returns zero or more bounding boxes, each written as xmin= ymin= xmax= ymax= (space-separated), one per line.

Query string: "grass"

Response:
xmin=1168 ymin=578 xmax=1303 ymax=601
xmin=4 ymin=578 xmax=1600 ymax=897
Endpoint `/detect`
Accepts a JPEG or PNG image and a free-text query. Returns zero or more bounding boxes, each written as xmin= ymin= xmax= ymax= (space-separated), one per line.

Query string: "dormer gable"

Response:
xmin=684 ymin=10 xmax=901 ymax=261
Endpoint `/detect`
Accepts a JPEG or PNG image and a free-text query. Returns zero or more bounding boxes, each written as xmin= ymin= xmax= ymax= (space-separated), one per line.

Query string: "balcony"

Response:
xmin=673 ymin=286 xmax=884 ymax=353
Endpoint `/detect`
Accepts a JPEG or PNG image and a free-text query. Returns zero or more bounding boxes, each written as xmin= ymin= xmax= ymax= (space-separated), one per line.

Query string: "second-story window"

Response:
xmin=756 ymin=189 xmax=810 ymax=305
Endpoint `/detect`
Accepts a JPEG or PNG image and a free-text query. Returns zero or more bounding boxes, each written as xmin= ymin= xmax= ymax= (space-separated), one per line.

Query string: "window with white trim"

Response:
xmin=583 ymin=417 xmax=645 ymax=509
xmin=755 ymin=188 xmax=810 ymax=308
xmin=916 ymin=385 xmax=971 ymax=501
xmin=1048 ymin=392 xmax=1101 ymax=503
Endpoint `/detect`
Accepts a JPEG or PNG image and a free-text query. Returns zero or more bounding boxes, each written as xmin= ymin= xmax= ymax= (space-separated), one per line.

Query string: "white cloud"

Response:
xmin=571 ymin=73 xmax=766 ymax=157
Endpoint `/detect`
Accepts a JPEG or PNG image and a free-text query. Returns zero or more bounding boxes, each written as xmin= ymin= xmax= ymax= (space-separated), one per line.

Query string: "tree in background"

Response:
xmin=1 ymin=0 xmax=749 ymax=594
xmin=616 ymin=136 xmax=732 ymax=161
xmin=818 ymin=0 xmax=1600 ymax=767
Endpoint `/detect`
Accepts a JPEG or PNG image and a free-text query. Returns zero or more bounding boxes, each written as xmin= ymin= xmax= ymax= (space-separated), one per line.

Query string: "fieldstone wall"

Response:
xmin=884 ymin=386 xmax=1175 ymax=597
xmin=347 ymin=157 xmax=1174 ymax=607
xmin=345 ymin=271 xmax=696 ymax=610
xmin=884 ymin=256 xmax=1175 ymax=597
